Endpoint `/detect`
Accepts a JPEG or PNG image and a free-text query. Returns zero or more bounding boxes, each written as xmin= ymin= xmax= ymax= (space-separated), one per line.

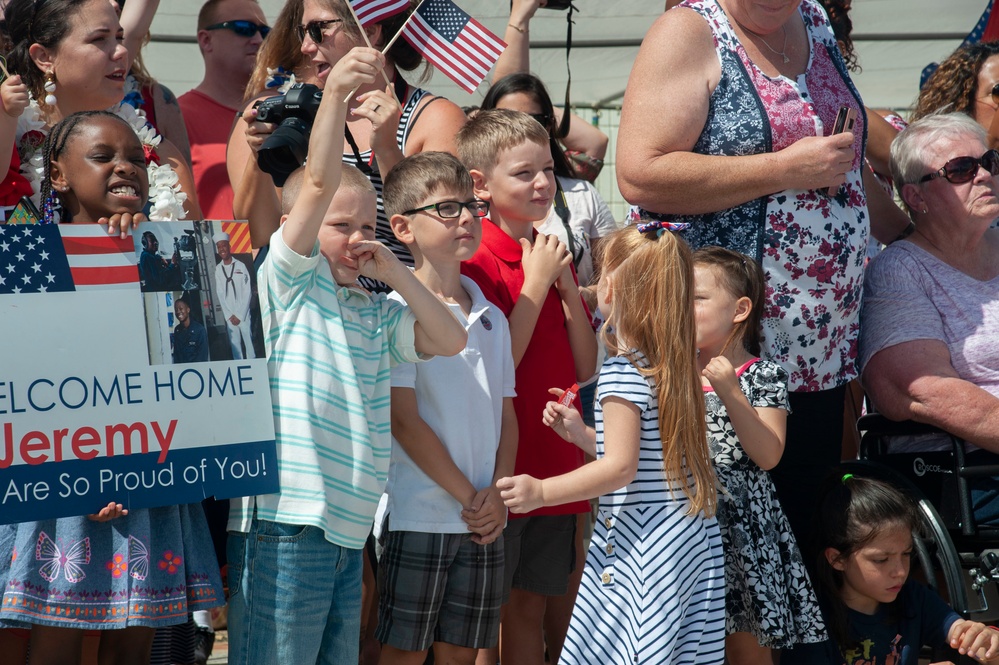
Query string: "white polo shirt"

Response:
xmin=384 ymin=275 xmax=516 ymax=533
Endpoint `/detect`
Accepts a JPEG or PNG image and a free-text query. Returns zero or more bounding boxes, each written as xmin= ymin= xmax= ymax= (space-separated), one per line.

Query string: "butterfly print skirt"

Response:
xmin=0 ymin=505 xmax=224 ymax=628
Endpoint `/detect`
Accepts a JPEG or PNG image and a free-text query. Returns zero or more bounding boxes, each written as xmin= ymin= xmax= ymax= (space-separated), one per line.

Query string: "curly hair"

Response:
xmin=913 ymin=41 xmax=999 ymax=120
xmin=820 ymin=0 xmax=859 ymax=73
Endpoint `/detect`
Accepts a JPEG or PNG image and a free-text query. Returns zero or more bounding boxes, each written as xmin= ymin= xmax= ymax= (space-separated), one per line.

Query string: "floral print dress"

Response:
xmin=644 ymin=0 xmax=869 ymax=392
xmin=704 ymin=359 xmax=825 ymax=647
xmin=0 ymin=506 xmax=223 ymax=629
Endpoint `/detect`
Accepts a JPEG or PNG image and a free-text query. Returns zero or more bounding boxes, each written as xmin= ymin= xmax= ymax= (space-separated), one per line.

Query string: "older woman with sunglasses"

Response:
xmin=227 ymin=0 xmax=466 ymax=288
xmin=860 ymin=113 xmax=999 ymax=523
xmin=914 ymin=41 xmax=999 ymax=150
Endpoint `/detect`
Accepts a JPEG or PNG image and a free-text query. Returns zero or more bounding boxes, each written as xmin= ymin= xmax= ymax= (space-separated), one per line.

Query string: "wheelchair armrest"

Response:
xmin=857 ymin=413 xmax=950 ymax=438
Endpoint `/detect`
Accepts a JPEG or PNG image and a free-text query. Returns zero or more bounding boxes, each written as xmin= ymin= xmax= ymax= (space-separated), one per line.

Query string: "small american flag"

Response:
xmin=402 ymin=0 xmax=505 ymax=94
xmin=0 ymin=224 xmax=137 ymax=294
xmin=351 ymin=0 xmax=410 ymax=27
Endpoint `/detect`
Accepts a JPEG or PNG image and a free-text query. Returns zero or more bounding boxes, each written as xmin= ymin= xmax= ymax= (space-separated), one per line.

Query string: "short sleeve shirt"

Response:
xmin=462 ymin=220 xmax=589 ymax=516
xmin=229 ymin=226 xmax=421 ymax=549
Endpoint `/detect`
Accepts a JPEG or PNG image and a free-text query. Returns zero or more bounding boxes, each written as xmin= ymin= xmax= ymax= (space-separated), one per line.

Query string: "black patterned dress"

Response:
xmin=704 ymin=359 xmax=826 ymax=648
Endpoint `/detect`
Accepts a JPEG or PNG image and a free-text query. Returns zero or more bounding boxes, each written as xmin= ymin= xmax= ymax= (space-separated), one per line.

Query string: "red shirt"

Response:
xmin=178 ymin=89 xmax=238 ymax=221
xmin=462 ymin=219 xmax=588 ymax=517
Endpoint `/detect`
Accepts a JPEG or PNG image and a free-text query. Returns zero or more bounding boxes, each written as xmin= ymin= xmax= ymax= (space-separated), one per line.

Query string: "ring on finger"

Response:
xmin=372 ymin=104 xmax=380 ymax=112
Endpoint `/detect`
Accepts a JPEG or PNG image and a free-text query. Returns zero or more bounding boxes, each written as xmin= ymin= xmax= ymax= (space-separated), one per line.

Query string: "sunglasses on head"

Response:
xmin=205 ymin=20 xmax=271 ymax=38
xmin=297 ymin=18 xmax=344 ymax=44
xmin=402 ymin=200 xmax=490 ymax=219
xmin=919 ymin=149 xmax=999 ymax=184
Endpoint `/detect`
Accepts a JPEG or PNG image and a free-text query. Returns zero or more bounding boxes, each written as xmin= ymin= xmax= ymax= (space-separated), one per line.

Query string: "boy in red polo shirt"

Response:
xmin=457 ymin=109 xmax=597 ymax=665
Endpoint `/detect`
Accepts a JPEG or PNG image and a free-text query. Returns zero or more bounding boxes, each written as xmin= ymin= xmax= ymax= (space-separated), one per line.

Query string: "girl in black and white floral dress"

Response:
xmin=693 ymin=246 xmax=826 ymax=665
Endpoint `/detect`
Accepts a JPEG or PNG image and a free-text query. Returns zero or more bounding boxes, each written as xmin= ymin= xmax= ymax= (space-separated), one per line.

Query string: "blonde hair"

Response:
xmin=455 ymin=108 xmax=550 ymax=175
xmin=281 ymin=163 xmax=374 ymax=214
xmin=599 ymin=226 xmax=715 ymax=517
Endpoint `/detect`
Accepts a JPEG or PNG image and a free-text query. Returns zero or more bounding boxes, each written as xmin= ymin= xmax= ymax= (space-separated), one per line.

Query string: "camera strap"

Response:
xmin=555 ymin=3 xmax=577 ymax=140
xmin=553 ymin=177 xmax=581 ymax=268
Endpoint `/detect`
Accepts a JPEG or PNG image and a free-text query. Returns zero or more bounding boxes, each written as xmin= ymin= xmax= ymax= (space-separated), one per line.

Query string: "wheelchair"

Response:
xmin=852 ymin=413 xmax=999 ymax=626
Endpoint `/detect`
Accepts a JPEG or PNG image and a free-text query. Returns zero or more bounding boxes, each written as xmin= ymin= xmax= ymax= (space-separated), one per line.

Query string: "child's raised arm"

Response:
xmin=281 ymin=47 xmax=384 ymax=256
xmin=352 ymin=241 xmax=465 ymax=357
xmin=702 ymin=356 xmax=785 ymax=470
xmin=499 ymin=396 xmax=639 ymax=513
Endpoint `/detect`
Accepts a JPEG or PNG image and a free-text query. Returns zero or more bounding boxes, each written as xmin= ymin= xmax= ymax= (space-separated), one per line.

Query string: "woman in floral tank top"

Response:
xmin=616 ymin=0 xmax=910 ymax=566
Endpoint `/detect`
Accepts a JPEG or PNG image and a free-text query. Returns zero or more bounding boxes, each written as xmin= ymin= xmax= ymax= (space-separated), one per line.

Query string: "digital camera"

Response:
xmin=254 ymin=83 xmax=324 ymax=186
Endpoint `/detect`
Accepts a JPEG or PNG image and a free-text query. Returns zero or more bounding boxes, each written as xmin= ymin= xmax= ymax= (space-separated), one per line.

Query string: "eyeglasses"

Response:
xmin=919 ymin=149 xmax=999 ymax=184
xmin=297 ymin=19 xmax=343 ymax=44
xmin=402 ymin=200 xmax=490 ymax=219
xmin=205 ymin=20 xmax=271 ymax=38
xmin=991 ymin=82 xmax=999 ymax=105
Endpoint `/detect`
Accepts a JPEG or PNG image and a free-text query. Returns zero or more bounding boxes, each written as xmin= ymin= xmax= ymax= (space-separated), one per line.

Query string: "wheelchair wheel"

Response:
xmin=839 ymin=460 xmax=969 ymax=616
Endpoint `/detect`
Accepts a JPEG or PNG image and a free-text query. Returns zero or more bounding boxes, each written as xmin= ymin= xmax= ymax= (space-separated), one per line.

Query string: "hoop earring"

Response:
xmin=43 ymin=72 xmax=57 ymax=106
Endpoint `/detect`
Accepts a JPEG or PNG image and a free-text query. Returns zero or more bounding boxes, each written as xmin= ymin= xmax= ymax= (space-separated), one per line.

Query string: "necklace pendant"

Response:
xmin=782 ymin=54 xmax=790 ymax=64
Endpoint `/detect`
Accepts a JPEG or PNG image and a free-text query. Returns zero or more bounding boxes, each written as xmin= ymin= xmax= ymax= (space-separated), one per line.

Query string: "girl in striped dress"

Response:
xmin=498 ymin=222 xmax=726 ymax=664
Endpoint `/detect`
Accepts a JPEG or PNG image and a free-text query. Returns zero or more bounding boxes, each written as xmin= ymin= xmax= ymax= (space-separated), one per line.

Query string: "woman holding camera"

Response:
xmin=227 ymin=0 xmax=466 ymax=280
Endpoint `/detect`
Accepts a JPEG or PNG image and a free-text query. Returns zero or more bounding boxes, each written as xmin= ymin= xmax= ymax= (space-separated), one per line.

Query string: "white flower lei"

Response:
xmin=16 ymin=91 xmax=188 ymax=222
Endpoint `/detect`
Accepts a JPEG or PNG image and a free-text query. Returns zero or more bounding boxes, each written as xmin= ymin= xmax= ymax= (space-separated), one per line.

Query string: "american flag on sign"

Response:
xmin=0 ymin=224 xmax=137 ymax=294
xmin=401 ymin=0 xmax=505 ymax=94
xmin=351 ymin=0 xmax=410 ymax=27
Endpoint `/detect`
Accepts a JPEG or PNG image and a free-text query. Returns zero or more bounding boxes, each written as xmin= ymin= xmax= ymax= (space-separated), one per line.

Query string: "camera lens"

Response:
xmin=257 ymin=118 xmax=312 ymax=187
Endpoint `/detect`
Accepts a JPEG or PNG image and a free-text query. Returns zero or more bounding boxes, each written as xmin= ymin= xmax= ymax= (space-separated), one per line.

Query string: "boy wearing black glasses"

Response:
xmin=374 ymin=151 xmax=517 ymax=664
xmin=179 ymin=0 xmax=270 ymax=220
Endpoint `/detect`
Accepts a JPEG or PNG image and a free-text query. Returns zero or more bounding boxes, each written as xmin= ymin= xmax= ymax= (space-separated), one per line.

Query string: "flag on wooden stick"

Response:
xmin=401 ymin=0 xmax=505 ymax=93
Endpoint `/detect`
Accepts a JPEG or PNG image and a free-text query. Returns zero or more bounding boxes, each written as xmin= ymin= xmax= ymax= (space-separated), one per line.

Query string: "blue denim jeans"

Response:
xmin=226 ymin=518 xmax=363 ymax=665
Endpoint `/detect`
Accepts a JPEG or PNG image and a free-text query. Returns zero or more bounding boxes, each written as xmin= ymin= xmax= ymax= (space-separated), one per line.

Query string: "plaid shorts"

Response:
xmin=376 ymin=530 xmax=504 ymax=651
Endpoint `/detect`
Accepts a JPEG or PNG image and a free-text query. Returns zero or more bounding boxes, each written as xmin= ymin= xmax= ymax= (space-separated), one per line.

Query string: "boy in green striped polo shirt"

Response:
xmin=225 ymin=47 xmax=467 ymax=665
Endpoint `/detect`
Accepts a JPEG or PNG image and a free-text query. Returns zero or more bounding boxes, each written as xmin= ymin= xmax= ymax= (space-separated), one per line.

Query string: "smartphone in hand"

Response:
xmin=827 ymin=105 xmax=857 ymax=196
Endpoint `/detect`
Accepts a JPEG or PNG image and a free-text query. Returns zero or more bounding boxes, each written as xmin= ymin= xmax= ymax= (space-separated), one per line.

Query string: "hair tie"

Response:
xmin=627 ymin=207 xmax=690 ymax=237
xmin=841 ymin=473 xmax=854 ymax=484
xmin=635 ymin=219 xmax=690 ymax=237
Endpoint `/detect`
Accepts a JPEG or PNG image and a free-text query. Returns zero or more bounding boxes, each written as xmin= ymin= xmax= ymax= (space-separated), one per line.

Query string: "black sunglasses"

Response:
xmin=919 ymin=149 xmax=999 ymax=184
xmin=529 ymin=112 xmax=553 ymax=128
xmin=402 ymin=200 xmax=490 ymax=219
xmin=991 ymin=82 xmax=999 ymax=105
xmin=297 ymin=18 xmax=344 ymax=44
xmin=205 ymin=20 xmax=271 ymax=38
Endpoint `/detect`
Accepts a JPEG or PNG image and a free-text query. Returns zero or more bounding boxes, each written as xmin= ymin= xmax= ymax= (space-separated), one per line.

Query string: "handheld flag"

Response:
xmin=350 ymin=0 xmax=410 ymax=27
xmin=401 ymin=0 xmax=505 ymax=93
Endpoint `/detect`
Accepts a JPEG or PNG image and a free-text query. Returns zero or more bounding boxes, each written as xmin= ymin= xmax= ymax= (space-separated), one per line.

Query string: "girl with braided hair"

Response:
xmin=0 ymin=111 xmax=223 ymax=665
xmin=0 ymin=0 xmax=201 ymax=223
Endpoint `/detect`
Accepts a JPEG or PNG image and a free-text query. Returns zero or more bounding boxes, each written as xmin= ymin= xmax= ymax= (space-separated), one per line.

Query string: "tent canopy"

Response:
xmin=147 ymin=0 xmax=993 ymax=111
